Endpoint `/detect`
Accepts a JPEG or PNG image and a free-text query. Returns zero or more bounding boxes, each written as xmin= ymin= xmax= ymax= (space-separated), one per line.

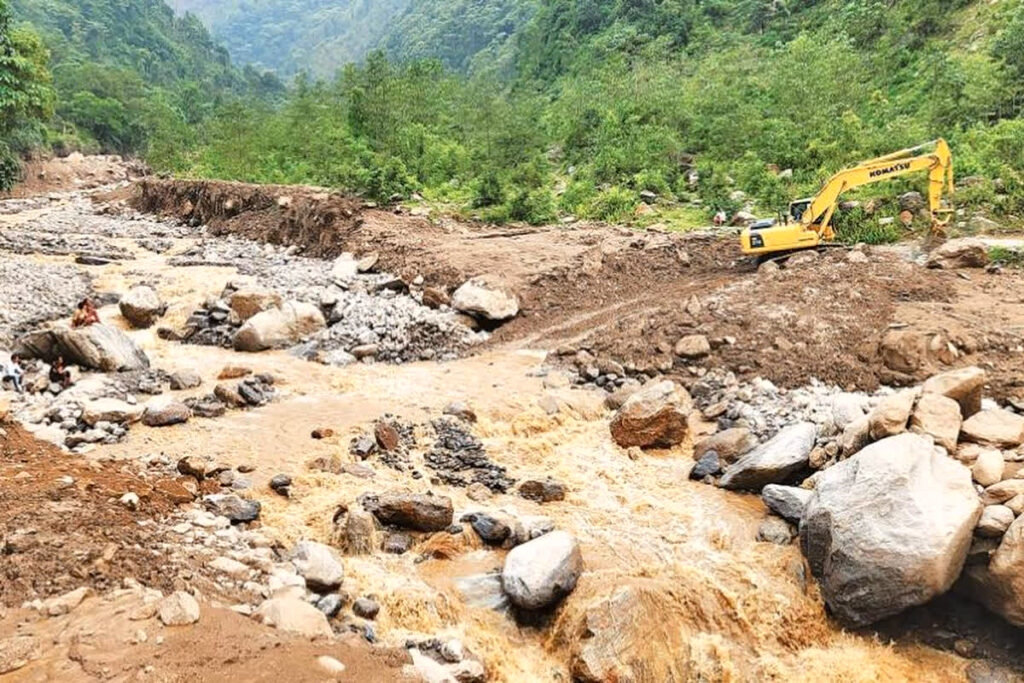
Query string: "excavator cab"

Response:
xmin=740 ymin=139 xmax=954 ymax=259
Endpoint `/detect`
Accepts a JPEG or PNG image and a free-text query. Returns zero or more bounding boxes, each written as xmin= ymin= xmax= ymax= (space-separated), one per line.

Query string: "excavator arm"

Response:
xmin=801 ymin=138 xmax=954 ymax=241
xmin=741 ymin=139 xmax=954 ymax=256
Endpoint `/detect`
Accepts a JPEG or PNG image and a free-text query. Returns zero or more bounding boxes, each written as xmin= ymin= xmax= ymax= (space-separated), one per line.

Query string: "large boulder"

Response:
xmin=450 ymin=277 xmax=519 ymax=322
xmin=800 ymin=433 xmax=981 ymax=626
xmin=361 ymin=492 xmax=453 ymax=532
xmin=867 ymin=390 xmax=916 ymax=440
xmin=922 ymin=366 xmax=986 ymax=418
xmin=718 ymin=423 xmax=816 ymax=491
xmin=961 ymin=409 xmax=1024 ymax=448
xmin=502 ymin=531 xmax=582 ymax=610
xmin=609 ymin=380 xmax=691 ymax=449
xmin=81 ymin=398 xmax=144 ymax=426
xmin=229 ymin=287 xmax=282 ymax=321
xmin=289 ymin=541 xmax=344 ymax=593
xmin=233 ymin=301 xmax=326 ymax=352
xmin=693 ymin=428 xmax=757 ymax=464
xmin=142 ymin=399 xmax=191 ymax=427
xmin=14 ymin=324 xmax=149 ymax=372
xmin=253 ymin=597 xmax=332 ymax=639
xmin=909 ymin=393 xmax=962 ymax=452
xmin=119 ymin=285 xmax=165 ymax=328
xmin=963 ymin=515 xmax=1024 ymax=626
xmin=926 ymin=238 xmax=989 ymax=270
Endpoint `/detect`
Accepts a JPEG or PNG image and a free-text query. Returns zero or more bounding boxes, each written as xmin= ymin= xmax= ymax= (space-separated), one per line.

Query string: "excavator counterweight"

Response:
xmin=740 ymin=139 xmax=954 ymax=257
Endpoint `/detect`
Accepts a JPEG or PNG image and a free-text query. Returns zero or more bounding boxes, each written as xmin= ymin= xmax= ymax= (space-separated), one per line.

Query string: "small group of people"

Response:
xmin=0 ymin=299 xmax=95 ymax=394
xmin=3 ymin=355 xmax=73 ymax=394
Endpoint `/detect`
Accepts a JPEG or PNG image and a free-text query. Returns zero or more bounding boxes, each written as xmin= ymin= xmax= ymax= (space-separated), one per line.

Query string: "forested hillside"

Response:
xmin=2 ymin=0 xmax=281 ymax=186
xmin=165 ymin=0 xmax=409 ymax=76
xmin=154 ymin=0 xmax=1024 ymax=230
xmin=7 ymin=0 xmax=1024 ymax=232
xmin=165 ymin=0 xmax=534 ymax=77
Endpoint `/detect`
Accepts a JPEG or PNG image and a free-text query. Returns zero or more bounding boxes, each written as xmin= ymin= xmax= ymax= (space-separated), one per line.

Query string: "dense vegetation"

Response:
xmin=2 ymin=0 xmax=281 ymax=185
xmin=8 ymin=0 xmax=1024 ymax=232
xmin=155 ymin=0 xmax=1024 ymax=228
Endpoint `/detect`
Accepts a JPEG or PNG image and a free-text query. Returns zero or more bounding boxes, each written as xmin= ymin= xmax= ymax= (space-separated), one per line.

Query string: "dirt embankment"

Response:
xmin=129 ymin=178 xmax=1024 ymax=399
xmin=3 ymin=154 xmax=148 ymax=199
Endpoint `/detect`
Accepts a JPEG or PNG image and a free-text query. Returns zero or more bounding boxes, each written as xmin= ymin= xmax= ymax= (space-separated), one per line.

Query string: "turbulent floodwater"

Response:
xmin=8 ymin=191 xmax=974 ymax=681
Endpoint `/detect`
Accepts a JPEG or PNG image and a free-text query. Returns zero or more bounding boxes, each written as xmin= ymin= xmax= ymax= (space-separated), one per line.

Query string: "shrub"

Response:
xmin=0 ymin=143 xmax=21 ymax=192
xmin=584 ymin=186 xmax=638 ymax=223
xmin=832 ymin=207 xmax=902 ymax=245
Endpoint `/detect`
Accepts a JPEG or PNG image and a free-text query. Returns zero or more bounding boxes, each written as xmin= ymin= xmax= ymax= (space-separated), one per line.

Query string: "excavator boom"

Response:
xmin=740 ymin=139 xmax=954 ymax=257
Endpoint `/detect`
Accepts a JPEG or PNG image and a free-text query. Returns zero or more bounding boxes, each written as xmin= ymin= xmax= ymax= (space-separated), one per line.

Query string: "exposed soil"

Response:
xmin=132 ymin=178 xmax=1024 ymax=399
xmin=0 ymin=420 xmax=182 ymax=605
xmin=2 ymin=154 xmax=148 ymax=199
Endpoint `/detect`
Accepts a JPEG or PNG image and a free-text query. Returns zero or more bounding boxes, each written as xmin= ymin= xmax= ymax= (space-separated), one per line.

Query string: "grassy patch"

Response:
xmin=832 ymin=207 xmax=903 ymax=245
xmin=988 ymin=245 xmax=1024 ymax=267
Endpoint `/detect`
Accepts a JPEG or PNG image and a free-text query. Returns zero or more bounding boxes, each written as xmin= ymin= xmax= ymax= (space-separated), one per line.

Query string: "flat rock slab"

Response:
xmin=718 ymin=423 xmax=816 ymax=491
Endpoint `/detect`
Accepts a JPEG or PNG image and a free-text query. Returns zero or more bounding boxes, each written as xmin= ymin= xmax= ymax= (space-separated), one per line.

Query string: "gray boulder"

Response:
xmin=142 ymin=400 xmax=191 ymax=427
xmin=963 ymin=515 xmax=1024 ymax=626
xmin=502 ymin=531 xmax=582 ymax=610
xmin=119 ymin=285 xmax=165 ymax=328
xmin=926 ymin=237 xmax=989 ymax=270
xmin=451 ymin=276 xmax=519 ymax=321
xmin=169 ymin=370 xmax=202 ymax=390
xmin=15 ymin=324 xmax=149 ymax=372
xmin=233 ymin=301 xmax=326 ymax=352
xmin=289 ymin=540 xmax=344 ymax=593
xmin=718 ymin=423 xmax=816 ymax=491
xmin=800 ymin=433 xmax=981 ymax=626
xmin=204 ymin=493 xmax=261 ymax=523
xmin=761 ymin=484 xmax=813 ymax=523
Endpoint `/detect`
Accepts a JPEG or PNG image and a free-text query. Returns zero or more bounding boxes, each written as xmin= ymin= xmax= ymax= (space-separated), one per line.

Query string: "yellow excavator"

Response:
xmin=740 ymin=139 xmax=954 ymax=258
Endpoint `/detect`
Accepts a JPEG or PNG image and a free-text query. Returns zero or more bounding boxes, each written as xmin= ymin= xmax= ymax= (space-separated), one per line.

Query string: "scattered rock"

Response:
xmin=270 ymin=474 xmax=292 ymax=496
xmin=518 ymin=478 xmax=566 ymax=503
xmin=203 ymin=493 xmax=261 ymax=523
xmin=800 ymin=433 xmax=981 ymax=626
xmin=962 ymin=409 xmax=1024 ymax=448
xmin=229 ymin=287 xmax=282 ymax=321
xmin=41 ymin=586 xmax=94 ymax=616
xmin=374 ymin=421 xmax=400 ymax=451
xmin=972 ymin=449 xmax=1005 ymax=487
xmin=81 ymin=398 xmax=144 ymax=425
xmin=689 ymin=450 xmax=721 ymax=479
xmin=119 ymin=285 xmax=165 ymax=328
xmin=977 ymin=505 xmax=1015 ymax=538
xmin=719 ymin=423 xmax=816 ymax=491
xmin=218 ymin=365 xmax=252 ymax=380
xmin=830 ymin=393 xmax=867 ymax=429
xmin=761 ymin=484 xmax=813 ymax=523
xmin=609 ymin=380 xmax=691 ymax=449
xmin=168 ymin=370 xmax=202 ymax=390
xmin=909 ymin=393 xmax=962 ymax=452
xmin=693 ymin=427 xmax=757 ymax=464
xmin=352 ymin=597 xmax=380 ymax=620
xmin=756 ymin=516 xmax=794 ymax=544
xmin=0 ymin=636 xmax=38 ymax=674
xmin=290 ymin=540 xmax=345 ymax=592
xmin=158 ymin=591 xmax=200 ymax=626
xmin=142 ymin=400 xmax=191 ymax=427
xmin=923 ymin=366 xmax=986 ymax=418
xmin=466 ymin=482 xmax=492 ymax=502
xmin=317 ymin=655 xmax=347 ymax=677
xmin=467 ymin=513 xmax=511 ymax=545
xmin=315 ymin=594 xmax=343 ymax=618
xmin=361 ymin=492 xmax=454 ymax=532
xmin=443 ymin=401 xmax=477 ymax=423
xmin=502 ymin=531 xmax=582 ymax=611
xmin=867 ymin=390 xmax=916 ymax=440
xmin=674 ymin=334 xmax=710 ymax=359
xmin=253 ymin=597 xmax=332 ymax=639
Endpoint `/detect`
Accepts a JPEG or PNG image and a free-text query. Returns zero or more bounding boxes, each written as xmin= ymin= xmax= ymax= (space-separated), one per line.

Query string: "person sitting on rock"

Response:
xmin=3 ymin=354 xmax=25 ymax=393
xmin=49 ymin=356 xmax=72 ymax=390
xmin=72 ymin=298 xmax=100 ymax=328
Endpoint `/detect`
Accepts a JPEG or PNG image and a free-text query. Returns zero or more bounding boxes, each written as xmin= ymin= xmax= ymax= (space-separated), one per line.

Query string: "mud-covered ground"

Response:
xmin=1 ymin=162 xmax=1023 ymax=681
